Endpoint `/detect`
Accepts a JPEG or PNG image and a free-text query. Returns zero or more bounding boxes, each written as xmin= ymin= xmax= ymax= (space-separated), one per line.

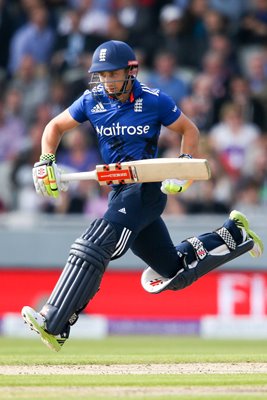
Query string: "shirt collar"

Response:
xmin=99 ymin=79 xmax=142 ymax=104
xmin=130 ymin=79 xmax=142 ymax=102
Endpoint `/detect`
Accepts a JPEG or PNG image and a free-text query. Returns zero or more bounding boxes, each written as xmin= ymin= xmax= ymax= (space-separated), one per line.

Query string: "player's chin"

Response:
xmin=105 ymin=87 xmax=115 ymax=94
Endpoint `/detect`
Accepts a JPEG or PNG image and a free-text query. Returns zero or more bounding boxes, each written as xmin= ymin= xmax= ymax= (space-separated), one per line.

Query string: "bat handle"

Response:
xmin=61 ymin=170 xmax=97 ymax=182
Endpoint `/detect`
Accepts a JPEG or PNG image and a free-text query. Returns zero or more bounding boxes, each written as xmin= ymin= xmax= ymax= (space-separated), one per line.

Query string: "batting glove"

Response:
xmin=32 ymin=154 xmax=69 ymax=198
xmin=161 ymin=178 xmax=193 ymax=195
xmin=161 ymin=153 xmax=193 ymax=195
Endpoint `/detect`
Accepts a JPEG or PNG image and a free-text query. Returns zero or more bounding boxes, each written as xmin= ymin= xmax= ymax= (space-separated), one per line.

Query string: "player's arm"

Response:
xmin=161 ymin=112 xmax=200 ymax=195
xmin=42 ymin=109 xmax=80 ymax=155
xmin=33 ymin=109 xmax=80 ymax=198
xmin=166 ymin=112 xmax=199 ymax=157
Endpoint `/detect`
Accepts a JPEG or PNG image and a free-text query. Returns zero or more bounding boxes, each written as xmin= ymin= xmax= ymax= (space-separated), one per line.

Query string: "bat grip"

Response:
xmin=61 ymin=170 xmax=97 ymax=182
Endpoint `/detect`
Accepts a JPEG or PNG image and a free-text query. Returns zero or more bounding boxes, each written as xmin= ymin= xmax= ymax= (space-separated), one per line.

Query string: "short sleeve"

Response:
xmin=158 ymin=91 xmax=181 ymax=126
xmin=68 ymin=93 xmax=89 ymax=123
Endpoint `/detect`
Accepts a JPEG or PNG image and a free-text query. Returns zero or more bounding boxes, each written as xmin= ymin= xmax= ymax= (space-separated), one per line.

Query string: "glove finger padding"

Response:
xmin=32 ymin=161 xmax=58 ymax=197
xmin=32 ymin=156 xmax=68 ymax=198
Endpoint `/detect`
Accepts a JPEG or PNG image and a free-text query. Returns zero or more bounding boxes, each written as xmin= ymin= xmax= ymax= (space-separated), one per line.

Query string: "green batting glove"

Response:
xmin=32 ymin=154 xmax=68 ymax=198
xmin=161 ymin=178 xmax=193 ymax=195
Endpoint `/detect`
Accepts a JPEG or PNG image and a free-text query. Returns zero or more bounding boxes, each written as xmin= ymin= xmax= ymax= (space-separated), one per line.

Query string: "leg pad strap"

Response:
xmin=215 ymin=226 xmax=236 ymax=250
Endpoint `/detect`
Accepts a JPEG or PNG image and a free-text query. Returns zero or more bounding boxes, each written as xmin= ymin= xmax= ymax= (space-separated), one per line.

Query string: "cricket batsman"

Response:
xmin=22 ymin=40 xmax=263 ymax=351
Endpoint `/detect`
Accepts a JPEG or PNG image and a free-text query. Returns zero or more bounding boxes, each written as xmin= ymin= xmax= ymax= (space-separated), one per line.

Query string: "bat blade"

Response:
xmin=95 ymin=158 xmax=211 ymax=185
xmin=126 ymin=158 xmax=211 ymax=182
xmin=61 ymin=158 xmax=211 ymax=184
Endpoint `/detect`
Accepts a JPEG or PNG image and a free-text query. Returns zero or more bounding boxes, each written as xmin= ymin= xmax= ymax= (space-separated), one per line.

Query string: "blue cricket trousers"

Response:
xmin=103 ymin=182 xmax=242 ymax=278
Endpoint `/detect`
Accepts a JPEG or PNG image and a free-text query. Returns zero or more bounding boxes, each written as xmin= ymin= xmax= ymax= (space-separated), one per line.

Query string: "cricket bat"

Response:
xmin=60 ymin=158 xmax=211 ymax=185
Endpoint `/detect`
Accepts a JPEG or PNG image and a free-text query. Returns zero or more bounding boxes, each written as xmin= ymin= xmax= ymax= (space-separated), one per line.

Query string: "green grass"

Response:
xmin=0 ymin=336 xmax=267 ymax=399
xmin=1 ymin=373 xmax=267 ymax=386
xmin=1 ymin=336 xmax=267 ymax=364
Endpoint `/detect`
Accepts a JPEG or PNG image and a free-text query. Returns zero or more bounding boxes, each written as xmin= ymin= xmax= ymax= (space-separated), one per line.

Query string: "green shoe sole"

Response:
xmin=22 ymin=308 xmax=62 ymax=352
xmin=229 ymin=210 xmax=264 ymax=258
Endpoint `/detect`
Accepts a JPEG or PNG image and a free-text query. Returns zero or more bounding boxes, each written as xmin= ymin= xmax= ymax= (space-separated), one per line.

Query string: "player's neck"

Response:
xmin=117 ymin=92 xmax=131 ymax=103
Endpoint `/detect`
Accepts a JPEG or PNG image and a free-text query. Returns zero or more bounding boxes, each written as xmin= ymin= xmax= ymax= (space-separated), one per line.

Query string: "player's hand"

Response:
xmin=161 ymin=153 xmax=193 ymax=195
xmin=161 ymin=178 xmax=192 ymax=195
xmin=32 ymin=154 xmax=69 ymax=198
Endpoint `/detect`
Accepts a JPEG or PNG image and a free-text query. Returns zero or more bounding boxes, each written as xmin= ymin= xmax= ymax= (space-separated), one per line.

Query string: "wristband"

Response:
xmin=40 ymin=153 xmax=56 ymax=163
xmin=178 ymin=153 xmax=192 ymax=159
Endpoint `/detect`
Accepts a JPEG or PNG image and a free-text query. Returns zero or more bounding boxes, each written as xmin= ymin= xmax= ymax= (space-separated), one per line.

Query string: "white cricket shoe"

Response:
xmin=21 ymin=306 xmax=67 ymax=352
xmin=229 ymin=210 xmax=264 ymax=258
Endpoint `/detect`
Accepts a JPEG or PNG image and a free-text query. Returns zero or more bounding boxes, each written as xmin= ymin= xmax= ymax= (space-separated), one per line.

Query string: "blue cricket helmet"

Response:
xmin=89 ymin=40 xmax=138 ymax=73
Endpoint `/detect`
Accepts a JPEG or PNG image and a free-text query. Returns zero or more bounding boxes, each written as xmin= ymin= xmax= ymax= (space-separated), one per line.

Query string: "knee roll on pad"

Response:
xmin=41 ymin=218 xmax=117 ymax=335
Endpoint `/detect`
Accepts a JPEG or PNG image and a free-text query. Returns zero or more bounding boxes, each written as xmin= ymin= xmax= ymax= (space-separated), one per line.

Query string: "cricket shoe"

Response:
xmin=21 ymin=306 xmax=67 ymax=352
xmin=229 ymin=210 xmax=264 ymax=258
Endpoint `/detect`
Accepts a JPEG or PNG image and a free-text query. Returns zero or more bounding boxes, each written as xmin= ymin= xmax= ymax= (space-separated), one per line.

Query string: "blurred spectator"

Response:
xmin=77 ymin=0 xmax=110 ymax=36
xmin=232 ymin=176 xmax=262 ymax=215
xmin=173 ymin=0 xmax=190 ymax=10
xmin=144 ymin=4 xmax=186 ymax=67
xmin=244 ymin=49 xmax=267 ymax=100
xmin=208 ymin=33 xmax=240 ymax=76
xmin=147 ymin=50 xmax=189 ymax=105
xmin=182 ymin=0 xmax=208 ymax=37
xmin=158 ymin=126 xmax=182 ymax=158
xmin=114 ymin=0 xmax=154 ymax=48
xmin=63 ymin=52 xmax=94 ymax=102
xmin=252 ymin=138 xmax=267 ymax=181
xmin=52 ymin=8 xmax=103 ymax=75
xmin=130 ymin=48 xmax=150 ymax=84
xmin=208 ymin=102 xmax=261 ymax=180
xmin=48 ymin=80 xmax=70 ymax=117
xmin=12 ymin=0 xmax=47 ymax=27
xmin=186 ymin=179 xmax=230 ymax=214
xmin=253 ymin=140 xmax=267 ymax=204
xmin=209 ymin=0 xmax=250 ymax=21
xmin=10 ymin=122 xmax=44 ymax=212
xmin=202 ymin=8 xmax=229 ymax=36
xmin=0 ymin=0 xmax=17 ymax=72
xmin=33 ymin=103 xmax=53 ymax=127
xmin=189 ymin=73 xmax=215 ymax=131
xmin=0 ymin=97 xmax=26 ymax=209
xmin=176 ymin=0 xmax=209 ymax=68
xmin=58 ymin=125 xmax=100 ymax=171
xmin=179 ymin=96 xmax=202 ymax=128
xmin=4 ymin=87 xmax=24 ymax=119
xmin=236 ymin=0 xmax=267 ymax=46
xmin=104 ymin=13 xmax=130 ymax=43
xmin=207 ymin=149 xmax=234 ymax=206
xmin=201 ymin=50 xmax=231 ymax=99
xmin=0 ymin=98 xmax=26 ymax=162
xmin=57 ymin=126 xmax=101 ymax=213
xmin=8 ymin=5 xmax=55 ymax=75
xmin=8 ymin=55 xmax=50 ymax=124
xmin=213 ymin=75 xmax=267 ymax=131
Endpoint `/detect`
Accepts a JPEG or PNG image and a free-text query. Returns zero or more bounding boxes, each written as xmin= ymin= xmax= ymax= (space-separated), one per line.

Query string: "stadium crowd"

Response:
xmin=0 ymin=0 xmax=267 ymax=216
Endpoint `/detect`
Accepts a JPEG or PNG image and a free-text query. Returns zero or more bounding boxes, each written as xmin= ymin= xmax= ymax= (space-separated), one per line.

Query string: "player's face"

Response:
xmin=98 ymin=69 xmax=129 ymax=97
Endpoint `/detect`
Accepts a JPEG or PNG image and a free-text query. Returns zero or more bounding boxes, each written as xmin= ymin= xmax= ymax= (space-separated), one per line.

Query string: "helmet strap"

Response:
xmin=118 ymin=65 xmax=138 ymax=97
xmin=89 ymin=65 xmax=138 ymax=101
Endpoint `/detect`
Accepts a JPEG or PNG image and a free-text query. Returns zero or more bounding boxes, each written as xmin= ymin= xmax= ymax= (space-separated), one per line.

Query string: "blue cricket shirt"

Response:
xmin=68 ymin=79 xmax=181 ymax=164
